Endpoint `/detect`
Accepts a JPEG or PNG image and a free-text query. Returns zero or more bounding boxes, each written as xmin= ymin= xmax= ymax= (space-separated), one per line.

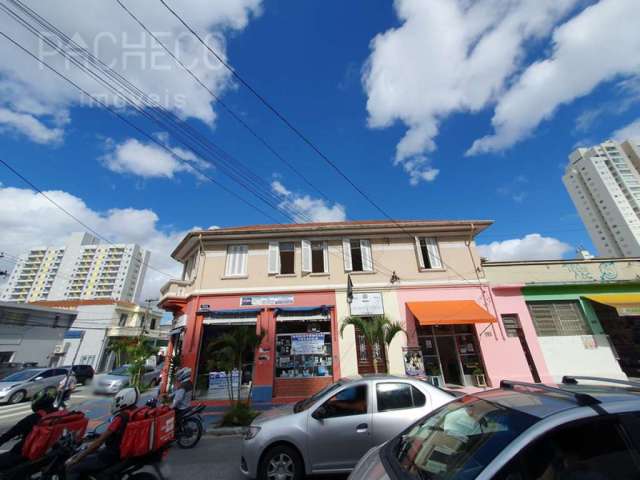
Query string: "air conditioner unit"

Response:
xmin=53 ymin=343 xmax=70 ymax=355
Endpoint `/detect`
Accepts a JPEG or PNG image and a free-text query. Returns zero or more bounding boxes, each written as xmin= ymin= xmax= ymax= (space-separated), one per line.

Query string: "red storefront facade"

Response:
xmin=163 ymin=289 xmax=339 ymax=402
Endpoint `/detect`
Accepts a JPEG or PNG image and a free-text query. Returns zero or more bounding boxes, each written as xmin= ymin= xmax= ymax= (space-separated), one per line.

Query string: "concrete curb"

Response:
xmin=205 ymin=426 xmax=245 ymax=437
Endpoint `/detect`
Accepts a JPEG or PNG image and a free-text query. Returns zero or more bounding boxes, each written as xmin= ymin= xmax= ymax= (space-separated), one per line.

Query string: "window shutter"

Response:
xmin=360 ymin=239 xmax=373 ymax=271
xmin=322 ymin=241 xmax=329 ymax=273
xmin=425 ymin=237 xmax=442 ymax=269
xmin=342 ymin=238 xmax=352 ymax=271
xmin=301 ymin=239 xmax=312 ymax=273
xmin=268 ymin=242 xmax=279 ymax=274
xmin=414 ymin=236 xmax=425 ymax=269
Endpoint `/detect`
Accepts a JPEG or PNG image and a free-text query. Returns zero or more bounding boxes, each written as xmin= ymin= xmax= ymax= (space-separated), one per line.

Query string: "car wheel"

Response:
xmin=8 ymin=390 xmax=26 ymax=404
xmin=259 ymin=445 xmax=304 ymax=480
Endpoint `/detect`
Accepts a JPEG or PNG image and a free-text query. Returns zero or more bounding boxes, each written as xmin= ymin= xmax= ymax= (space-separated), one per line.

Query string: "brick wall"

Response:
xmin=274 ymin=377 xmax=332 ymax=398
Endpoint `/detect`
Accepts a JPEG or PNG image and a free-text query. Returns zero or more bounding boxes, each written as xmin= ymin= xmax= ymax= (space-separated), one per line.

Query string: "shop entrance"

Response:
xmin=355 ymin=326 xmax=387 ymax=374
xmin=435 ymin=336 xmax=462 ymax=385
xmin=593 ymin=302 xmax=640 ymax=377
xmin=417 ymin=324 xmax=485 ymax=387
xmin=196 ymin=323 xmax=256 ymax=400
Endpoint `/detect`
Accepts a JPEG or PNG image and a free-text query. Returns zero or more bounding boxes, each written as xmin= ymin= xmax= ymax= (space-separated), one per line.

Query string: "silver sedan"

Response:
xmin=240 ymin=374 xmax=454 ymax=480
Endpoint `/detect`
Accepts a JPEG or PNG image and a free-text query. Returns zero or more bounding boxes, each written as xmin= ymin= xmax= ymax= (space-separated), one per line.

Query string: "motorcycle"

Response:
xmin=146 ymin=397 xmax=204 ymax=449
xmin=175 ymin=404 xmax=205 ymax=449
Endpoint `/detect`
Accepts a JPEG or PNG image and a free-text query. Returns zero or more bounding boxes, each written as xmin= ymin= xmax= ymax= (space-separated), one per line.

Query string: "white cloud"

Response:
xmin=0 ymin=186 xmax=192 ymax=300
xmin=363 ymin=0 xmax=578 ymax=183
xmin=101 ymin=138 xmax=209 ymax=179
xmin=469 ymin=0 xmax=640 ymax=155
xmin=613 ymin=119 xmax=640 ymax=142
xmin=0 ymin=0 xmax=262 ymax=143
xmin=477 ymin=233 xmax=572 ymax=261
xmin=271 ymin=180 xmax=347 ymax=222
xmin=0 ymin=107 xmax=63 ymax=144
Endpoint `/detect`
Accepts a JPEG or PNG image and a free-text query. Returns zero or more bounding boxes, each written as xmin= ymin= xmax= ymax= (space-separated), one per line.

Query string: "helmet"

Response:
xmin=175 ymin=367 xmax=192 ymax=383
xmin=31 ymin=389 xmax=56 ymax=413
xmin=111 ymin=387 xmax=139 ymax=414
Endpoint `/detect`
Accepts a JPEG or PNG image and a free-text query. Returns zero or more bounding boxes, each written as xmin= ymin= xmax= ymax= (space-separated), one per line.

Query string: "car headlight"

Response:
xmin=244 ymin=426 xmax=261 ymax=440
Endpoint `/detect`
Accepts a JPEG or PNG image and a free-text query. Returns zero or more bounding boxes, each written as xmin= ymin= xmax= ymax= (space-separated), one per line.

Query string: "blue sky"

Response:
xmin=1 ymin=0 xmax=639 ymax=295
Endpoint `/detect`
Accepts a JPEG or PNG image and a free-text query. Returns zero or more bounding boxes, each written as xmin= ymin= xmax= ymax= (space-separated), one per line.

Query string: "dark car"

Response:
xmin=63 ymin=365 xmax=94 ymax=384
xmin=348 ymin=376 xmax=640 ymax=480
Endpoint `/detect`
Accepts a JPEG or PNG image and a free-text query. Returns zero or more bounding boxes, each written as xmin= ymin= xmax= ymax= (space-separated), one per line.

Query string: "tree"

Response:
xmin=108 ymin=338 xmax=131 ymax=368
xmin=209 ymin=326 xmax=265 ymax=405
xmin=126 ymin=337 xmax=156 ymax=389
xmin=340 ymin=315 xmax=405 ymax=374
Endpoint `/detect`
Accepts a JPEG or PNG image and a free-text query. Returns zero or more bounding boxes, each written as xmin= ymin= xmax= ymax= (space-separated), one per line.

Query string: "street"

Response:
xmin=165 ymin=435 xmax=347 ymax=480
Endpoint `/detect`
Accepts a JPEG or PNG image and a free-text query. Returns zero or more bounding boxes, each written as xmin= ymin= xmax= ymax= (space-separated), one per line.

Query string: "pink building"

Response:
xmin=397 ymin=284 xmax=551 ymax=388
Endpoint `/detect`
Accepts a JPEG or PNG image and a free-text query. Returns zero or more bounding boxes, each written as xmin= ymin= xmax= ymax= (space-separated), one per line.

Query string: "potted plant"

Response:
xmin=472 ymin=367 xmax=486 ymax=387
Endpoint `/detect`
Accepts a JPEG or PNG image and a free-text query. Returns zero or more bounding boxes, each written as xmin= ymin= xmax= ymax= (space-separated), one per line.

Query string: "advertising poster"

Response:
xmin=291 ymin=333 xmax=326 ymax=355
xmin=403 ymin=347 xmax=426 ymax=376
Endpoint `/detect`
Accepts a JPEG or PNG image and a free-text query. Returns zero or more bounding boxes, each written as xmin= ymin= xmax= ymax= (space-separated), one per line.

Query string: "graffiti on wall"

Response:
xmin=562 ymin=262 xmax=619 ymax=282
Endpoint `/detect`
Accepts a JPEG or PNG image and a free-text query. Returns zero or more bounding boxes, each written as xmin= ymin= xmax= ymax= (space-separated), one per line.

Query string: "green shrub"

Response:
xmin=220 ymin=402 xmax=259 ymax=427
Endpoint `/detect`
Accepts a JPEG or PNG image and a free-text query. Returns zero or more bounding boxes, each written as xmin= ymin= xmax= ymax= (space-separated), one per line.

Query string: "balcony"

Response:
xmin=159 ymin=279 xmax=191 ymax=298
xmin=107 ymin=325 xmax=165 ymax=339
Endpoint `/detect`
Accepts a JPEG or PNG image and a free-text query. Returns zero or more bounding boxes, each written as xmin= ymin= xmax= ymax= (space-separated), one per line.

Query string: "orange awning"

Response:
xmin=407 ymin=300 xmax=496 ymax=326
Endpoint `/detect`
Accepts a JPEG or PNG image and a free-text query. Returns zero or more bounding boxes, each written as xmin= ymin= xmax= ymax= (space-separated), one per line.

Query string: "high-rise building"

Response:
xmin=0 ymin=232 xmax=149 ymax=303
xmin=563 ymin=139 xmax=640 ymax=257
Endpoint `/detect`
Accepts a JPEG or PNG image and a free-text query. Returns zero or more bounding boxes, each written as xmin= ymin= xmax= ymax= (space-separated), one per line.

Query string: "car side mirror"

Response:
xmin=312 ymin=406 xmax=327 ymax=421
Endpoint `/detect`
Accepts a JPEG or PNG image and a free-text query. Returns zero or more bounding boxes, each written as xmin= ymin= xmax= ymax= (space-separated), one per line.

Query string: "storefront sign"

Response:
xmin=617 ymin=305 xmax=640 ymax=316
xmin=240 ymin=295 xmax=294 ymax=306
xmin=350 ymin=292 xmax=384 ymax=316
xmin=403 ymin=347 xmax=425 ymax=376
xmin=291 ymin=333 xmax=326 ymax=355
xmin=208 ymin=370 xmax=240 ymax=394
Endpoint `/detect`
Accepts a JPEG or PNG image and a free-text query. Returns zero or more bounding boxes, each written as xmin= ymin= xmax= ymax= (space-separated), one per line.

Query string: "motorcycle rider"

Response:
xmin=0 ymin=390 xmax=57 ymax=469
xmin=165 ymin=367 xmax=193 ymax=420
xmin=65 ymin=387 xmax=138 ymax=480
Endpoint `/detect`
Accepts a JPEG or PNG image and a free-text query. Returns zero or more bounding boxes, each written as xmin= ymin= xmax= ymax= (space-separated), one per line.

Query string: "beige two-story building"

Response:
xmin=159 ymin=220 xmax=539 ymax=401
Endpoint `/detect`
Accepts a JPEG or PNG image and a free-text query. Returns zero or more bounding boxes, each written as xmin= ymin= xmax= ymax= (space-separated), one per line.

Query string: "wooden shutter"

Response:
xmin=425 ymin=237 xmax=442 ymax=269
xmin=414 ymin=236 xmax=425 ymax=269
xmin=268 ymin=241 xmax=279 ymax=274
xmin=322 ymin=241 xmax=329 ymax=273
xmin=301 ymin=239 xmax=312 ymax=273
xmin=342 ymin=238 xmax=352 ymax=271
xmin=360 ymin=239 xmax=373 ymax=271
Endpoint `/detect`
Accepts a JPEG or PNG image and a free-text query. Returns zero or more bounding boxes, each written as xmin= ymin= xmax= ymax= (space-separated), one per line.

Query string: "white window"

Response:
xmin=301 ymin=240 xmax=328 ymax=274
xmin=267 ymin=242 xmax=296 ymax=275
xmin=224 ymin=245 xmax=248 ymax=277
xmin=342 ymin=238 xmax=373 ymax=272
xmin=414 ymin=237 xmax=442 ymax=269
xmin=182 ymin=254 xmax=197 ymax=281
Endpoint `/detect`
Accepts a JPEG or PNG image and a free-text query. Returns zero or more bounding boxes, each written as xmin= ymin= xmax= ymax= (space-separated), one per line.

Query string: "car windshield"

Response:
xmin=388 ymin=396 xmax=537 ymax=480
xmin=2 ymin=369 xmax=42 ymax=382
xmin=294 ymin=381 xmax=343 ymax=412
xmin=109 ymin=366 xmax=130 ymax=376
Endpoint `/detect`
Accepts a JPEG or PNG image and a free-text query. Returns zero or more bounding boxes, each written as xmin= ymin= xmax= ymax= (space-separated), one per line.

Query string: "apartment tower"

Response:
xmin=0 ymin=232 xmax=149 ymax=303
xmin=563 ymin=139 xmax=640 ymax=257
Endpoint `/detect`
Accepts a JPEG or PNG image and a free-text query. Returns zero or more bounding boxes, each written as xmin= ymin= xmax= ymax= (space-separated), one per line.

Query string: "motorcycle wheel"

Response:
xmin=177 ymin=418 xmax=203 ymax=449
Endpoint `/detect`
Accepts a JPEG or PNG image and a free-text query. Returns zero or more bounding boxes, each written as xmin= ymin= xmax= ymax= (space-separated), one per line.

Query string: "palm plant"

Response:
xmin=209 ymin=326 xmax=265 ymax=405
xmin=340 ymin=315 xmax=405 ymax=374
xmin=108 ymin=338 xmax=131 ymax=368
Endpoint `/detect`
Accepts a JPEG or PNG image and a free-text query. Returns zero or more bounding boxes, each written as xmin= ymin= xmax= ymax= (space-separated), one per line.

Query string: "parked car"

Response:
xmin=0 ymin=362 xmax=38 ymax=379
xmin=62 ymin=364 xmax=94 ymax=384
xmin=348 ymin=376 xmax=640 ymax=480
xmin=240 ymin=375 xmax=454 ymax=479
xmin=0 ymin=367 xmax=69 ymax=404
xmin=93 ymin=363 xmax=163 ymax=395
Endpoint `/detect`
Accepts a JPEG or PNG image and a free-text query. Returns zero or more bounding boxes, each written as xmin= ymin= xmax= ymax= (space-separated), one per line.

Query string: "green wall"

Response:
xmin=522 ymin=282 xmax=640 ymax=335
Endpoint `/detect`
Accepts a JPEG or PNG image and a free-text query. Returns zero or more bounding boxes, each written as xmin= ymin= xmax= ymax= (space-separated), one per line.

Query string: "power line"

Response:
xmin=115 ymin=0 xmax=330 ymax=202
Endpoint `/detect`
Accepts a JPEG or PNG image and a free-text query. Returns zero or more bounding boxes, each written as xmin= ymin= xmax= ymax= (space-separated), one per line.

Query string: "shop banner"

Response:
xmin=208 ymin=370 xmax=240 ymax=395
xmin=291 ymin=333 xmax=326 ymax=355
xmin=350 ymin=292 xmax=384 ymax=316
xmin=240 ymin=295 xmax=294 ymax=306
xmin=403 ymin=347 xmax=425 ymax=376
